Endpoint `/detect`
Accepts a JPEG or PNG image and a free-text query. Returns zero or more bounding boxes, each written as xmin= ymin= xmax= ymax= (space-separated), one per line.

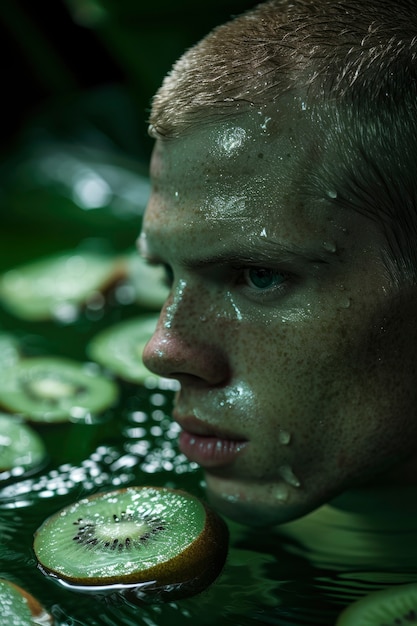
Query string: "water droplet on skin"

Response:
xmin=327 ymin=189 xmax=338 ymax=199
xmin=322 ymin=241 xmax=337 ymax=253
xmin=340 ymin=297 xmax=352 ymax=309
xmin=163 ymin=279 xmax=187 ymax=329
xmin=275 ymin=484 xmax=290 ymax=502
xmin=260 ymin=116 xmax=271 ymax=131
xmin=279 ymin=430 xmax=291 ymax=446
xmin=279 ymin=465 xmax=301 ymax=488
xmin=218 ymin=127 xmax=247 ymax=155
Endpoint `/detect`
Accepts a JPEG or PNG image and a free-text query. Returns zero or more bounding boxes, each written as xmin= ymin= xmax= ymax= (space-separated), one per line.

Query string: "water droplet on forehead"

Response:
xmin=218 ymin=127 xmax=247 ymax=154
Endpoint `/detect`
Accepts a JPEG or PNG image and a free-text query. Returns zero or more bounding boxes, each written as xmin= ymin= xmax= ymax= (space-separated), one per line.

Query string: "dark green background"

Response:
xmin=0 ymin=0 xmax=261 ymax=272
xmin=0 ymin=0 xmax=261 ymax=156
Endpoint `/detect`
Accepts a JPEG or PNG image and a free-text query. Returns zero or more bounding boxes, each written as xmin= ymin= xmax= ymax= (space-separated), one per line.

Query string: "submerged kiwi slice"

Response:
xmin=0 ymin=413 xmax=47 ymax=480
xmin=33 ymin=486 xmax=228 ymax=600
xmin=0 ymin=249 xmax=123 ymax=321
xmin=0 ymin=357 xmax=118 ymax=422
xmin=336 ymin=583 xmax=417 ymax=625
xmin=0 ymin=578 xmax=54 ymax=625
xmin=87 ymin=315 xmax=159 ymax=384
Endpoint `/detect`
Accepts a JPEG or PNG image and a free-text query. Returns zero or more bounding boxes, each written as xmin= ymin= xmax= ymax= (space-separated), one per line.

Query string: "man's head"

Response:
xmin=150 ymin=0 xmax=417 ymax=285
xmin=140 ymin=0 xmax=417 ymax=526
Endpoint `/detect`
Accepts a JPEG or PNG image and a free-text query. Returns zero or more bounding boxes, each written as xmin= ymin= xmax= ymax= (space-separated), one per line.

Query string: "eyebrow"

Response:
xmin=139 ymin=234 xmax=332 ymax=269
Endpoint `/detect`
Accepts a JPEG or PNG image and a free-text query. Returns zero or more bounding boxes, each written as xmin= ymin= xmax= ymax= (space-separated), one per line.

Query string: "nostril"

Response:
xmin=142 ymin=330 xmax=230 ymax=387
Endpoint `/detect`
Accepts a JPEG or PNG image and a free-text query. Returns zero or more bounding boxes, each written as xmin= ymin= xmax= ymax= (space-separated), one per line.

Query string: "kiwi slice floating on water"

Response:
xmin=33 ymin=486 xmax=229 ymax=600
xmin=0 ymin=357 xmax=118 ymax=423
xmin=0 ymin=249 xmax=123 ymax=321
xmin=87 ymin=315 xmax=160 ymax=384
xmin=0 ymin=413 xmax=47 ymax=481
xmin=336 ymin=583 xmax=417 ymax=625
xmin=0 ymin=578 xmax=54 ymax=625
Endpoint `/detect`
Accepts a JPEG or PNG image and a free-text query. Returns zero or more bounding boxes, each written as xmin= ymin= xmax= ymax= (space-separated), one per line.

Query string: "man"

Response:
xmin=140 ymin=0 xmax=417 ymax=528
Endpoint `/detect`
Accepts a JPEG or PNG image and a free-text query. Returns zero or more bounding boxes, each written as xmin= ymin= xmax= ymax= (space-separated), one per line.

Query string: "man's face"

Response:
xmin=141 ymin=101 xmax=417 ymax=526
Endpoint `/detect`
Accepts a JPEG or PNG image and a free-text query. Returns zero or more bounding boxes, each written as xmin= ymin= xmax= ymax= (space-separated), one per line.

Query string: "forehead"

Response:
xmin=143 ymin=101 xmax=378 ymax=258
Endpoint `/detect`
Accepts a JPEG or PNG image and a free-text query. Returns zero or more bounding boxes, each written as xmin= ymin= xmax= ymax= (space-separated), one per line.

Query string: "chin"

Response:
xmin=205 ymin=480 xmax=319 ymax=528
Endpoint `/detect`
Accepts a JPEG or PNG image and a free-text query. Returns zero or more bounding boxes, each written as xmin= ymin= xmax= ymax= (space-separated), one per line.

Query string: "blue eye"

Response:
xmin=244 ymin=268 xmax=285 ymax=290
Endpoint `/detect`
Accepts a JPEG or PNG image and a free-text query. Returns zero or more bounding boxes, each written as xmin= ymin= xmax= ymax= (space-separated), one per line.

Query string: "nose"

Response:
xmin=142 ymin=300 xmax=230 ymax=387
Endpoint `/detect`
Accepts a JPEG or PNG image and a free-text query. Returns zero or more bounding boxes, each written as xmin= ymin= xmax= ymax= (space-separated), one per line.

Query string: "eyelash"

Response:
xmin=155 ymin=262 xmax=291 ymax=300
xmin=234 ymin=266 xmax=290 ymax=297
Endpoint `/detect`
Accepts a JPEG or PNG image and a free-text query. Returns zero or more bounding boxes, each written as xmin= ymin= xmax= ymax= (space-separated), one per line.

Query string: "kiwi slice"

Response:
xmin=0 ymin=249 xmax=123 ymax=321
xmin=87 ymin=315 xmax=159 ymax=384
xmin=0 ymin=357 xmax=118 ymax=422
xmin=0 ymin=578 xmax=54 ymax=625
xmin=123 ymin=253 xmax=169 ymax=310
xmin=33 ymin=486 xmax=229 ymax=600
xmin=0 ymin=332 xmax=21 ymax=372
xmin=0 ymin=413 xmax=47 ymax=480
xmin=336 ymin=583 xmax=417 ymax=625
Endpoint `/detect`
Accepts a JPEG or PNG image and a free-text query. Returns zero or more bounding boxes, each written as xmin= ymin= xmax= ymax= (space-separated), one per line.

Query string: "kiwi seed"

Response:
xmin=0 ymin=578 xmax=54 ymax=625
xmin=0 ymin=357 xmax=118 ymax=423
xmin=87 ymin=315 xmax=160 ymax=384
xmin=33 ymin=486 xmax=229 ymax=600
xmin=336 ymin=582 xmax=417 ymax=626
xmin=0 ymin=413 xmax=47 ymax=480
xmin=0 ymin=249 xmax=123 ymax=321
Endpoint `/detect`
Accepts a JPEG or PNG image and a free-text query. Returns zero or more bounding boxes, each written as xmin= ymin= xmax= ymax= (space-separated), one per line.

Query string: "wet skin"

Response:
xmin=140 ymin=99 xmax=417 ymax=526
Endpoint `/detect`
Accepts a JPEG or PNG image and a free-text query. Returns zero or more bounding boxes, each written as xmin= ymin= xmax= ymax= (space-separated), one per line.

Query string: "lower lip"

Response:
xmin=178 ymin=431 xmax=248 ymax=468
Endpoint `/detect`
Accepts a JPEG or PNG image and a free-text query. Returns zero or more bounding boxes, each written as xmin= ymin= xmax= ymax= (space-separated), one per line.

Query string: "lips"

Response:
xmin=174 ymin=414 xmax=248 ymax=469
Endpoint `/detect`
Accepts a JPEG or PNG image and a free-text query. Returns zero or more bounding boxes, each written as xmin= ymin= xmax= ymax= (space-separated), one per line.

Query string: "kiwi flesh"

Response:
xmin=0 ymin=357 xmax=118 ymax=423
xmin=33 ymin=486 xmax=229 ymax=600
xmin=87 ymin=315 xmax=160 ymax=384
xmin=0 ymin=578 xmax=54 ymax=625
xmin=336 ymin=583 xmax=417 ymax=625
xmin=0 ymin=249 xmax=123 ymax=321
xmin=0 ymin=413 xmax=47 ymax=480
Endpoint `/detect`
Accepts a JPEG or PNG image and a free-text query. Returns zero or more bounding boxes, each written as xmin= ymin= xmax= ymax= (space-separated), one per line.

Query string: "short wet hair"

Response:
xmin=149 ymin=0 xmax=417 ymax=284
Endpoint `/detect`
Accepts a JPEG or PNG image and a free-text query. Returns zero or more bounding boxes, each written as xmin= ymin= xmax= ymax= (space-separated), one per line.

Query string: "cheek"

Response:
xmin=227 ymin=302 xmax=417 ymax=478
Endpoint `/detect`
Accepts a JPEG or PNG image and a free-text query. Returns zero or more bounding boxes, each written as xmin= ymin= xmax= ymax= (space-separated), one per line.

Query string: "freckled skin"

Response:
xmin=141 ymin=100 xmax=417 ymax=527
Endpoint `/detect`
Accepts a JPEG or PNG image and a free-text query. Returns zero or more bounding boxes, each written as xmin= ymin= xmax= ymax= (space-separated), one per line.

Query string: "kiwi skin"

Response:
xmin=34 ymin=487 xmax=229 ymax=601
xmin=336 ymin=582 xmax=417 ymax=626
xmin=125 ymin=500 xmax=229 ymax=603
xmin=0 ymin=579 xmax=54 ymax=624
